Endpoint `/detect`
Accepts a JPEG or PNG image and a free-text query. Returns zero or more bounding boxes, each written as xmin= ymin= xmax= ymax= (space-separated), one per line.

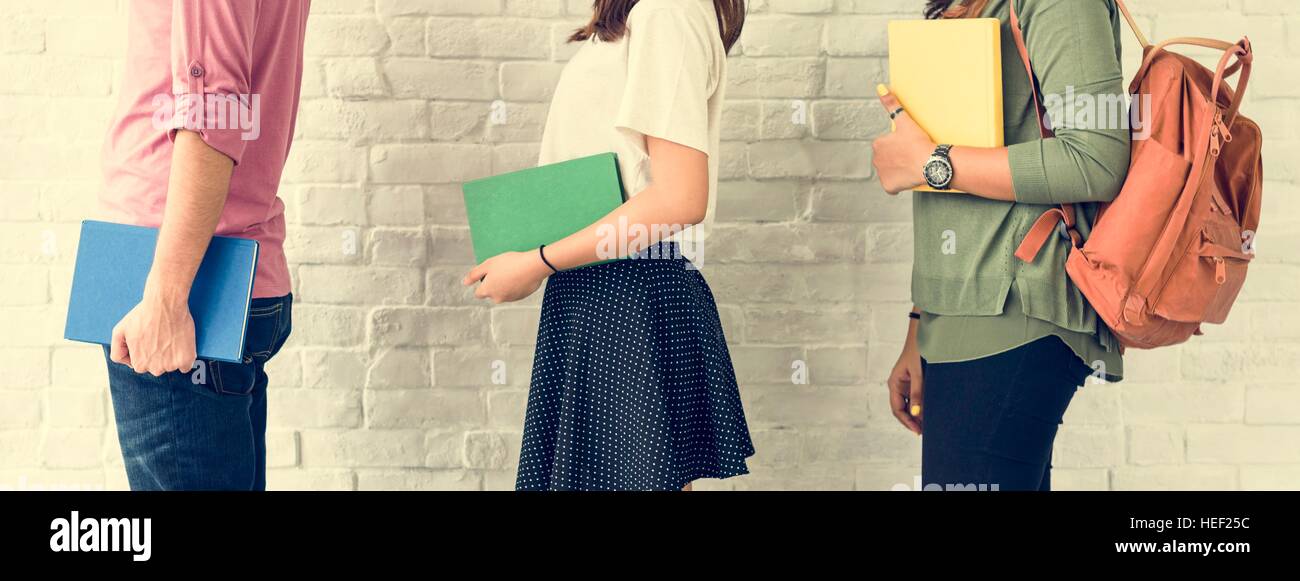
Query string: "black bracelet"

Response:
xmin=908 ymin=312 xmax=921 ymax=320
xmin=538 ymin=245 xmax=559 ymax=274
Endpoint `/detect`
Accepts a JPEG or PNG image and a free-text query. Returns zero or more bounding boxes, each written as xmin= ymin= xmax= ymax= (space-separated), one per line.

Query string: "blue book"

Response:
xmin=64 ymin=220 xmax=260 ymax=364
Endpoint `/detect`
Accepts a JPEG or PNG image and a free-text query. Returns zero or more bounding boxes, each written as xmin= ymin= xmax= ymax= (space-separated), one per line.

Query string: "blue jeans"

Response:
xmin=104 ymin=295 xmax=292 ymax=491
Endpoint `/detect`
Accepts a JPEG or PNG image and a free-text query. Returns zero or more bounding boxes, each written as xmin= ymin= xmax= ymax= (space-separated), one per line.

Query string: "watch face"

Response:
xmin=924 ymin=159 xmax=953 ymax=188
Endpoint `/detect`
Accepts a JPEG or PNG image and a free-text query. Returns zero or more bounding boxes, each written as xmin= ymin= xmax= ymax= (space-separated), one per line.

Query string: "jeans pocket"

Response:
xmin=207 ymin=300 xmax=286 ymax=396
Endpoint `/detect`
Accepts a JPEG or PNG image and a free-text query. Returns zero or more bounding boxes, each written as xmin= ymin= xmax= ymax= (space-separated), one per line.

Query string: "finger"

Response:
xmin=888 ymin=374 xmax=907 ymax=413
xmin=110 ymin=325 xmax=130 ymax=366
xmin=892 ymin=408 xmax=921 ymax=434
xmin=908 ymin=368 xmax=924 ymax=419
xmin=888 ymin=377 xmax=921 ymax=435
xmin=891 ymin=404 xmax=922 ymax=435
xmin=908 ymin=364 xmax=925 ymax=432
xmin=463 ymin=263 xmax=488 ymax=286
xmin=166 ymin=359 xmax=184 ymax=374
xmin=474 ymin=285 xmax=490 ymax=300
xmin=876 ymin=84 xmax=902 ymax=113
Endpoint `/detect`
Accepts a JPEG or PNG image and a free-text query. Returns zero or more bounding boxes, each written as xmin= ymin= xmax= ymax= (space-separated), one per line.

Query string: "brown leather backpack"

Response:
xmin=1002 ymin=0 xmax=1263 ymax=349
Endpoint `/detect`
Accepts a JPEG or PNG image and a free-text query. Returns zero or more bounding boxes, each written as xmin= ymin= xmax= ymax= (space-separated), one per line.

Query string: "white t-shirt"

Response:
xmin=538 ymin=0 xmax=726 ymax=260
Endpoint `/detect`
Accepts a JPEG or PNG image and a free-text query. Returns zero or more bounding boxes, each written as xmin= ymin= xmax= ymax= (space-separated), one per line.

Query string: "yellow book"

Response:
xmin=887 ymin=18 xmax=1004 ymax=193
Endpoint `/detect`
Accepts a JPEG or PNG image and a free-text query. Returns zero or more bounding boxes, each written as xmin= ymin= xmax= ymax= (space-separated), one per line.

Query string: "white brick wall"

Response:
xmin=1 ymin=0 xmax=1297 ymax=491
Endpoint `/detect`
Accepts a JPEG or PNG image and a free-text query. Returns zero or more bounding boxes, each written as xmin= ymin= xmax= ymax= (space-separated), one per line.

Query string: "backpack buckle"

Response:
xmin=1057 ymin=221 xmax=1083 ymax=249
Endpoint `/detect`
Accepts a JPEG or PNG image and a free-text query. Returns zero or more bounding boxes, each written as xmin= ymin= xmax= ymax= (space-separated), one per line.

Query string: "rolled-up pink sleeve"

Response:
xmin=169 ymin=0 xmax=258 ymax=165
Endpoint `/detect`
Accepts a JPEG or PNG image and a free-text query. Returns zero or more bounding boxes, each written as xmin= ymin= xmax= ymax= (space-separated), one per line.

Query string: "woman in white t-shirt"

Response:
xmin=463 ymin=0 xmax=754 ymax=491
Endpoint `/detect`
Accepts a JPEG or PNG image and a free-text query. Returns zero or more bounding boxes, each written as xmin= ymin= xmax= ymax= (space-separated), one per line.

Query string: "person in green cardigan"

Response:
xmin=872 ymin=0 xmax=1131 ymax=490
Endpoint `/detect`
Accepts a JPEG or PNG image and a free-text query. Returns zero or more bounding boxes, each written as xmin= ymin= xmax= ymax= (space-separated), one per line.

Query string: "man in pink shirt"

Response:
xmin=99 ymin=0 xmax=311 ymax=490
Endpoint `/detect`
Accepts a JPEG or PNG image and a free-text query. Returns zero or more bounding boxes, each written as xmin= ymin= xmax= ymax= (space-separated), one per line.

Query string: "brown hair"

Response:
xmin=570 ymin=0 xmax=747 ymax=54
xmin=926 ymin=0 xmax=989 ymax=19
xmin=924 ymin=0 xmax=956 ymax=19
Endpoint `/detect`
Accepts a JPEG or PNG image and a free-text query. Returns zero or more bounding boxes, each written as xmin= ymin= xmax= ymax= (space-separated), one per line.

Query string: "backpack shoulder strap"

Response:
xmin=1008 ymin=0 xmax=1052 ymax=140
xmin=1114 ymin=0 xmax=1151 ymax=49
xmin=1008 ymin=0 xmax=1081 ymax=263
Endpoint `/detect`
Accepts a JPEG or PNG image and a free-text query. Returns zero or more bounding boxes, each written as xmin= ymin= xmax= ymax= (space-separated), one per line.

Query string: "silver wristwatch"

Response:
xmin=923 ymin=144 xmax=954 ymax=190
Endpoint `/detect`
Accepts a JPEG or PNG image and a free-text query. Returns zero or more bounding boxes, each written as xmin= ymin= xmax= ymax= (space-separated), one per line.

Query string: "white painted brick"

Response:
xmin=463 ymin=430 xmax=519 ymax=469
xmin=367 ymin=348 xmax=433 ymax=389
xmin=290 ymin=305 xmax=368 ymax=347
xmin=733 ymin=466 xmax=856 ymax=491
xmin=1112 ymin=465 xmax=1238 ymax=491
xmin=384 ymin=59 xmax=498 ymax=99
xmin=433 ymin=347 xmax=532 ymax=388
xmin=368 ymin=228 xmax=429 ymax=266
xmin=427 ymin=18 xmax=550 ymax=59
xmin=368 ymin=186 xmax=426 ymax=226
xmin=302 ymin=349 xmax=369 ymax=390
xmin=44 ymin=389 xmax=105 ymax=429
xmin=1121 ymin=382 xmax=1245 ymax=423
xmin=741 ymin=17 xmax=823 ymax=57
xmin=1188 ymin=425 xmax=1300 ymax=464
xmin=370 ymin=143 xmax=494 ymax=184
xmin=1127 ymin=425 xmax=1185 ymax=465
xmin=282 ymin=141 xmax=366 ymax=183
xmin=1240 ymin=465 xmax=1300 ymax=491
xmin=504 ymin=0 xmax=563 ymax=18
xmin=824 ymin=16 xmax=891 ymax=57
xmin=0 ymin=17 xmax=44 ymax=54
xmin=1050 ymin=469 xmax=1110 ymax=491
xmin=306 ymin=16 xmax=390 ymax=57
xmin=267 ymin=468 xmax=355 ymax=491
xmin=371 ymin=307 xmax=488 ymax=346
xmin=266 ymin=431 xmax=301 ymax=468
xmin=270 ymin=389 xmax=364 ymax=429
xmin=300 ymin=429 xmax=426 ymax=467
xmin=377 ymin=0 xmax=502 ymax=17
xmin=1246 ymin=385 xmax=1300 ymax=424
xmin=383 ymin=18 xmax=427 ymax=57
xmin=0 ymin=391 xmax=41 ymax=428
xmin=499 ymin=61 xmax=565 ymax=101
xmin=290 ymin=185 xmax=368 ymax=226
xmin=297 ymin=265 xmax=424 ymax=305
xmin=355 ymin=469 xmax=481 ymax=490
xmin=1054 ymin=425 xmax=1125 ymax=469
xmin=0 ymin=348 xmax=49 ymax=389
xmin=364 ymin=388 xmax=486 ymax=427
xmin=39 ymin=428 xmax=105 ymax=469
xmin=486 ymin=390 xmax=528 ymax=427
xmin=0 ymin=0 xmax=1295 ymax=493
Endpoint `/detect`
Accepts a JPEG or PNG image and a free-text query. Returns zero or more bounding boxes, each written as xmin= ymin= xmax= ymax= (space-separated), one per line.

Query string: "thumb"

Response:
xmin=877 ymin=84 xmax=905 ymax=118
xmin=463 ymin=262 xmax=488 ymax=286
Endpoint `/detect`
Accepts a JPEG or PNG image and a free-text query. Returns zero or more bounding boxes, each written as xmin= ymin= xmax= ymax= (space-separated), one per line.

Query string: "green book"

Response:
xmin=462 ymin=153 xmax=626 ymax=265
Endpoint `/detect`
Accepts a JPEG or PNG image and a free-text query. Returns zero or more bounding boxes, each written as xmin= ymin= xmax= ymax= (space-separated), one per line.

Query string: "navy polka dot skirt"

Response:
xmin=516 ymin=244 xmax=755 ymax=491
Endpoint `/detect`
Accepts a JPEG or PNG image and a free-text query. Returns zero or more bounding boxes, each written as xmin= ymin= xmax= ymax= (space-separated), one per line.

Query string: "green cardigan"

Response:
xmin=912 ymin=0 xmax=1130 ymax=380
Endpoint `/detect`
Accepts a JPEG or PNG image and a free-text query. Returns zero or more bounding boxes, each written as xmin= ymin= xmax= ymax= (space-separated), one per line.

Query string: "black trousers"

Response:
xmin=921 ymin=336 xmax=1093 ymax=491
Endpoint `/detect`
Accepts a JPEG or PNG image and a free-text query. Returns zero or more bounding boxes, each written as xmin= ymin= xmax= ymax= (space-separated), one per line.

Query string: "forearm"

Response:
xmin=906 ymin=305 xmax=920 ymax=343
xmin=948 ymin=146 xmax=1015 ymax=202
xmin=463 ymin=139 xmax=709 ymax=304
xmin=147 ymin=130 xmax=235 ymax=296
xmin=945 ymin=137 xmax=1128 ymax=205
xmin=544 ymin=183 xmax=706 ymax=270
